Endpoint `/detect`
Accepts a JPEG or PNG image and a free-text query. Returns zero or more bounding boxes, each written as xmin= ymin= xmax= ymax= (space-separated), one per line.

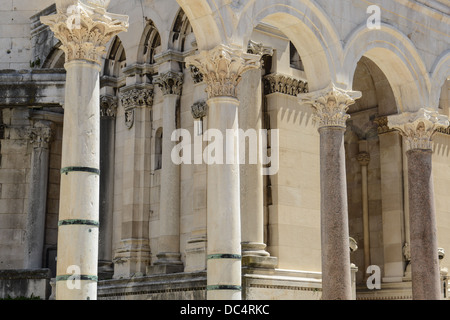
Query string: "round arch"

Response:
xmin=430 ymin=50 xmax=450 ymax=109
xmin=234 ymin=0 xmax=342 ymax=91
xmin=343 ymin=23 xmax=430 ymax=113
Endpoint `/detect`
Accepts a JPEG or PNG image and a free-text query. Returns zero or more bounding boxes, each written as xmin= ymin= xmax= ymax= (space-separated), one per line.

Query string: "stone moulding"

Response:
xmin=299 ymin=83 xmax=362 ymax=129
xmin=388 ymin=108 xmax=450 ymax=150
xmin=263 ymin=73 xmax=308 ymax=96
xmin=40 ymin=1 xmax=129 ymax=66
xmin=185 ymin=44 xmax=261 ymax=99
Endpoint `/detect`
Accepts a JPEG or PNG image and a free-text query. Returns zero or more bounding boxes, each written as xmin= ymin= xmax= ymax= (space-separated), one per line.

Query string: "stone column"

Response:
xmin=357 ymin=148 xmax=371 ymax=273
xmin=240 ymin=41 xmax=277 ymax=268
xmin=388 ymin=108 xmax=449 ymax=300
xmin=41 ymin=0 xmax=128 ymax=300
xmin=150 ymin=70 xmax=184 ymax=273
xmin=114 ymin=85 xmax=153 ymax=278
xmin=300 ymin=84 xmax=361 ymax=300
xmin=24 ymin=121 xmax=54 ymax=269
xmin=98 ymin=95 xmax=118 ymax=277
xmin=186 ymin=45 xmax=260 ymax=300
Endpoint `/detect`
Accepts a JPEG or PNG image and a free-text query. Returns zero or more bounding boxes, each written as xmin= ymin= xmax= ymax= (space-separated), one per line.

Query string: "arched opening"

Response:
xmin=154 ymin=128 xmax=163 ymax=171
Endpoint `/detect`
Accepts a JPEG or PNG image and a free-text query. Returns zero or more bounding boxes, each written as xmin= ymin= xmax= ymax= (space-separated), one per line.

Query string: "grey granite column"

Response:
xmin=300 ymin=84 xmax=361 ymax=300
xmin=389 ymin=108 xmax=449 ymax=300
xmin=24 ymin=120 xmax=54 ymax=269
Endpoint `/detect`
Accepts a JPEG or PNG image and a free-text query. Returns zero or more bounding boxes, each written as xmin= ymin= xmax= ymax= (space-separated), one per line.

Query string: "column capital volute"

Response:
xmin=299 ymin=83 xmax=362 ymax=129
xmin=185 ymin=44 xmax=261 ymax=100
xmin=41 ymin=1 xmax=129 ymax=66
xmin=388 ymin=108 xmax=449 ymax=151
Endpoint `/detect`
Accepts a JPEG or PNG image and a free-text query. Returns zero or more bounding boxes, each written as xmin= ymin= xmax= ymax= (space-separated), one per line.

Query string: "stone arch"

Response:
xmin=234 ymin=0 xmax=342 ymax=91
xmin=430 ymin=50 xmax=450 ymax=109
xmin=138 ymin=20 xmax=162 ymax=66
xmin=103 ymin=36 xmax=126 ymax=78
xmin=42 ymin=45 xmax=65 ymax=69
xmin=175 ymin=0 xmax=224 ymax=50
xmin=169 ymin=8 xmax=195 ymax=53
xmin=343 ymin=23 xmax=430 ymax=113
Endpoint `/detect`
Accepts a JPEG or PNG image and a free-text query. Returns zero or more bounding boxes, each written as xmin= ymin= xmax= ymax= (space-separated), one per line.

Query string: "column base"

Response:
xmin=242 ymin=255 xmax=278 ymax=269
xmin=148 ymin=253 xmax=184 ymax=274
xmin=98 ymin=260 xmax=114 ymax=280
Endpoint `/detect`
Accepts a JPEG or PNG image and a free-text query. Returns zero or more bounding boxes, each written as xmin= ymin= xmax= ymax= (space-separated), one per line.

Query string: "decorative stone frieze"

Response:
xmin=191 ymin=101 xmax=208 ymax=119
xmin=300 ymin=84 xmax=361 ymax=129
xmin=41 ymin=0 xmax=128 ymax=66
xmin=119 ymin=86 xmax=154 ymax=129
xmin=185 ymin=44 xmax=260 ymax=99
xmin=154 ymin=71 xmax=184 ymax=96
xmin=26 ymin=121 xmax=54 ymax=149
xmin=388 ymin=108 xmax=449 ymax=150
xmin=263 ymin=73 xmax=308 ymax=96
xmin=100 ymin=94 xmax=118 ymax=118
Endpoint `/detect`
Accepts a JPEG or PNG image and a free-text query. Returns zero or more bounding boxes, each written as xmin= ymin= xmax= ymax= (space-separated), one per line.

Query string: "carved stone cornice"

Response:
xmin=185 ymin=44 xmax=260 ymax=99
xmin=100 ymin=94 xmax=118 ymax=118
xmin=40 ymin=1 xmax=128 ymax=66
xmin=119 ymin=85 xmax=154 ymax=129
xmin=388 ymin=108 xmax=449 ymax=151
xmin=191 ymin=100 xmax=208 ymax=119
xmin=154 ymin=71 xmax=184 ymax=96
xmin=299 ymin=84 xmax=362 ymax=129
xmin=264 ymin=73 xmax=308 ymax=96
xmin=373 ymin=116 xmax=395 ymax=134
xmin=26 ymin=120 xmax=54 ymax=149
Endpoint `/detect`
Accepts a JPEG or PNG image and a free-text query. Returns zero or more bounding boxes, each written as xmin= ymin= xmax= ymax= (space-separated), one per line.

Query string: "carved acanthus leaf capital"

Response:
xmin=185 ymin=45 xmax=260 ymax=99
xmin=357 ymin=152 xmax=371 ymax=166
xmin=191 ymin=101 xmax=208 ymax=119
xmin=119 ymin=86 xmax=154 ymax=129
xmin=41 ymin=1 xmax=128 ymax=65
xmin=154 ymin=71 xmax=184 ymax=96
xmin=100 ymin=94 xmax=118 ymax=117
xmin=300 ymin=84 xmax=362 ymax=129
xmin=26 ymin=121 xmax=54 ymax=149
xmin=388 ymin=108 xmax=449 ymax=151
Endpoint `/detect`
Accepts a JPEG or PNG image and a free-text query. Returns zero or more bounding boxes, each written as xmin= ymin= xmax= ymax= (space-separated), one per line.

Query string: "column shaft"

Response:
xmin=319 ymin=127 xmax=352 ymax=300
xmin=56 ymin=61 xmax=101 ymax=300
xmin=407 ymin=149 xmax=441 ymax=300
xmin=206 ymin=96 xmax=242 ymax=300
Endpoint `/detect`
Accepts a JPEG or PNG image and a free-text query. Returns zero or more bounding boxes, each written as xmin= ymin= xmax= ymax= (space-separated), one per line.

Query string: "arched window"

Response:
xmin=155 ymin=128 xmax=163 ymax=170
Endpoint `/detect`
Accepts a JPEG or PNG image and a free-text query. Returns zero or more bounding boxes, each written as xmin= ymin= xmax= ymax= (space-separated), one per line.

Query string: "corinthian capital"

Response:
xmin=26 ymin=121 xmax=54 ymax=149
xmin=185 ymin=45 xmax=260 ymax=99
xmin=388 ymin=108 xmax=449 ymax=151
xmin=41 ymin=0 xmax=128 ymax=65
xmin=299 ymin=84 xmax=361 ymax=129
xmin=154 ymin=71 xmax=184 ymax=96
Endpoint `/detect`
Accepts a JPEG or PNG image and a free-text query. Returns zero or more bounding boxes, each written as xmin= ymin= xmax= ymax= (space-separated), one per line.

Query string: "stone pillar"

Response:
xmin=186 ymin=45 xmax=260 ymax=300
xmin=150 ymin=70 xmax=184 ymax=273
xmin=24 ymin=121 xmax=54 ymax=269
xmin=98 ymin=95 xmax=118 ymax=277
xmin=357 ymin=147 xmax=370 ymax=273
xmin=41 ymin=0 xmax=128 ymax=300
xmin=114 ymin=85 xmax=153 ymax=278
xmin=240 ymin=41 xmax=277 ymax=268
xmin=388 ymin=108 xmax=449 ymax=300
xmin=300 ymin=84 xmax=361 ymax=300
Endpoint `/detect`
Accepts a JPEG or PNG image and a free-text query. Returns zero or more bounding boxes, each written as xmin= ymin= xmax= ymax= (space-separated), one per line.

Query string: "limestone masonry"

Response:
xmin=0 ymin=0 xmax=449 ymax=300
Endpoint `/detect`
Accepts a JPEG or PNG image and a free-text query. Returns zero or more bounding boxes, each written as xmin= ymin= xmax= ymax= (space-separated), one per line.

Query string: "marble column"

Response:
xmin=300 ymin=84 xmax=361 ymax=300
xmin=186 ymin=45 xmax=260 ymax=300
xmin=357 ymin=147 xmax=371 ymax=273
xmin=388 ymin=108 xmax=449 ymax=300
xmin=150 ymin=70 xmax=184 ymax=273
xmin=98 ymin=95 xmax=118 ymax=277
xmin=24 ymin=121 xmax=54 ymax=269
xmin=41 ymin=0 xmax=128 ymax=300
